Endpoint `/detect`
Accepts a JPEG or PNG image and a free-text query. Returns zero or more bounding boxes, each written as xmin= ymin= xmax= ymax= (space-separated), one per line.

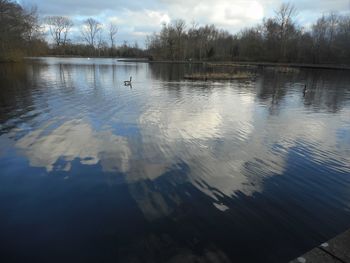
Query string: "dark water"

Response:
xmin=1 ymin=57 xmax=350 ymax=263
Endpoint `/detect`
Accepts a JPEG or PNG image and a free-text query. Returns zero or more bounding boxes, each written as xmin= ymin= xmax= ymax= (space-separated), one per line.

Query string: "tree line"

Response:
xmin=147 ymin=3 xmax=350 ymax=64
xmin=44 ymin=16 xmax=145 ymax=58
xmin=0 ymin=0 xmax=145 ymax=61
xmin=1 ymin=0 xmax=350 ymax=64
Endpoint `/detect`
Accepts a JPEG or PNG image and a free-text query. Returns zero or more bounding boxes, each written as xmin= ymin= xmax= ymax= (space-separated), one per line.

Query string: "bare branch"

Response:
xmin=45 ymin=16 xmax=73 ymax=46
xmin=80 ymin=18 xmax=102 ymax=47
xmin=108 ymin=22 xmax=118 ymax=48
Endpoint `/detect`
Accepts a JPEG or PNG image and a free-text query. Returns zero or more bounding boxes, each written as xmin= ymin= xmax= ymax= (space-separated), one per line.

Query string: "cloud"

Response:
xmin=292 ymin=0 xmax=350 ymax=12
xmin=107 ymin=9 xmax=170 ymax=40
xmin=161 ymin=0 xmax=266 ymax=29
xmin=22 ymin=0 xmax=155 ymax=16
xmin=22 ymin=0 xmax=350 ymax=45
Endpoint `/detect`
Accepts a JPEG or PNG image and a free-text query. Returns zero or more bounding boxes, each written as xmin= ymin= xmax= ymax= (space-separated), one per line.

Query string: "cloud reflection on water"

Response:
xmin=16 ymin=119 xmax=131 ymax=173
xmin=3 ymin=59 xmax=350 ymax=263
xmin=5 ymin=60 xmax=350 ymax=216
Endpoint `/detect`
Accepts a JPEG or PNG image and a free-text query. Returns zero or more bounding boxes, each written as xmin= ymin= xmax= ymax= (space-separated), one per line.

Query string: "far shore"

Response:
xmin=105 ymin=58 xmax=350 ymax=70
xmin=19 ymin=56 xmax=350 ymax=70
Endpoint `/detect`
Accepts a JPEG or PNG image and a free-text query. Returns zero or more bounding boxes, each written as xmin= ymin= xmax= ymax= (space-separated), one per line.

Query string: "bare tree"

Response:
xmin=108 ymin=22 xmax=118 ymax=48
xmin=81 ymin=18 xmax=102 ymax=47
xmin=45 ymin=16 xmax=73 ymax=46
xmin=325 ymin=12 xmax=340 ymax=59
xmin=275 ymin=3 xmax=297 ymax=23
xmin=96 ymin=29 xmax=105 ymax=56
xmin=173 ymin=19 xmax=186 ymax=60
xmin=23 ymin=4 xmax=41 ymax=41
xmin=274 ymin=2 xmax=298 ymax=59
xmin=312 ymin=15 xmax=328 ymax=62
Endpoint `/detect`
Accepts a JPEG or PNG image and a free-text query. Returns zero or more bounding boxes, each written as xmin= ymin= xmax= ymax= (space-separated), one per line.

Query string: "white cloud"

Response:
xmin=157 ymin=0 xmax=267 ymax=31
xmin=24 ymin=0 xmax=350 ymax=45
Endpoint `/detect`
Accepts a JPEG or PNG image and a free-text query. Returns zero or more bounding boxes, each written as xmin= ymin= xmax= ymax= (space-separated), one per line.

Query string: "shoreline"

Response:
xmin=206 ymin=61 xmax=350 ymax=70
xmin=110 ymin=59 xmax=350 ymax=70
xmin=22 ymin=56 xmax=350 ymax=70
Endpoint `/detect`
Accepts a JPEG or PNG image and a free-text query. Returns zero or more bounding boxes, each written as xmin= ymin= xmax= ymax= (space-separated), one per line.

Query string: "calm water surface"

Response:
xmin=1 ymin=57 xmax=350 ymax=262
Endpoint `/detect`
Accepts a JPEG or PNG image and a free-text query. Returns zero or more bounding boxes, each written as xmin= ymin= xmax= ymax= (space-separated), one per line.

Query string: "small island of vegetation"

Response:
xmin=184 ymin=72 xmax=254 ymax=80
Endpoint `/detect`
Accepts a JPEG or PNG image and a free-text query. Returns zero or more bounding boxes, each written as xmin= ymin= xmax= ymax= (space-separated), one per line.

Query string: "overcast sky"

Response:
xmin=20 ymin=0 xmax=350 ymax=46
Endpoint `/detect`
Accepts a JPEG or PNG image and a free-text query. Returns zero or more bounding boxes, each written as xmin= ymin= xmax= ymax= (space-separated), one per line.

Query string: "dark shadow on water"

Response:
xmin=1 ymin=147 xmax=350 ymax=262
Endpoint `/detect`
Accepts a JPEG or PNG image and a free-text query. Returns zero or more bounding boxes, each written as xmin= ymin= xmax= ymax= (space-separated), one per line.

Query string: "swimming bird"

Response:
xmin=124 ymin=76 xmax=132 ymax=86
xmin=303 ymin=84 xmax=308 ymax=96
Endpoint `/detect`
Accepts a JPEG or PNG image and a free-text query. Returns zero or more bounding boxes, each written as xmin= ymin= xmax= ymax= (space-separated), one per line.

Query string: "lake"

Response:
xmin=0 ymin=57 xmax=350 ymax=263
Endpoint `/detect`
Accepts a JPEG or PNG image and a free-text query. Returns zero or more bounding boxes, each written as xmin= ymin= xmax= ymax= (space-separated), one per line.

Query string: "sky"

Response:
xmin=20 ymin=0 xmax=350 ymax=47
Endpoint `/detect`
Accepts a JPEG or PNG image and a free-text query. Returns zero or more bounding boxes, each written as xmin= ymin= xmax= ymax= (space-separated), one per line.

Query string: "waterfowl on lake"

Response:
xmin=303 ymin=84 xmax=308 ymax=96
xmin=124 ymin=76 xmax=132 ymax=86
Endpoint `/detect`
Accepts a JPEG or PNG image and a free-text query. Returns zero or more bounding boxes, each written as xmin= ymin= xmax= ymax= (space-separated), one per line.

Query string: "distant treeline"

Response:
xmin=0 ymin=0 xmax=146 ymax=61
xmin=46 ymin=42 xmax=146 ymax=58
xmin=147 ymin=3 xmax=350 ymax=64
xmin=1 ymin=0 xmax=350 ymax=64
